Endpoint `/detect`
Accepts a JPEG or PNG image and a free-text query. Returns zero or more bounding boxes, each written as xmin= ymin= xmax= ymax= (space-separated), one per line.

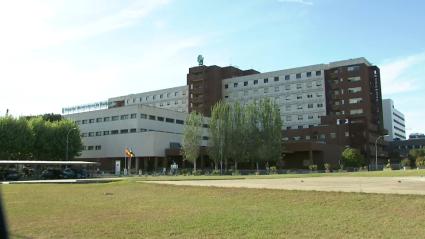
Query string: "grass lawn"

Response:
xmin=130 ymin=169 xmax=425 ymax=182
xmin=2 ymin=180 xmax=425 ymax=238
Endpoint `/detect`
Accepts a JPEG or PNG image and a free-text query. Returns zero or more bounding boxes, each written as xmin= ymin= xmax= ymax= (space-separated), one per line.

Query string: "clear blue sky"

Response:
xmin=0 ymin=0 xmax=424 ymax=135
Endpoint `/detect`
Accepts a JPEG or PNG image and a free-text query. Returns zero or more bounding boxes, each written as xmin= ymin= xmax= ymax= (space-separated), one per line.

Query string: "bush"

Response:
xmin=416 ymin=156 xmax=425 ymax=168
xmin=232 ymin=170 xmax=240 ymax=176
xmin=400 ymin=158 xmax=410 ymax=168
xmin=210 ymin=169 xmax=220 ymax=175
xmin=341 ymin=148 xmax=364 ymax=168
xmin=192 ymin=169 xmax=203 ymax=176
xmin=269 ymin=166 xmax=277 ymax=174
xmin=308 ymin=164 xmax=318 ymax=171
xmin=179 ymin=168 xmax=189 ymax=175
xmin=324 ymin=163 xmax=331 ymax=172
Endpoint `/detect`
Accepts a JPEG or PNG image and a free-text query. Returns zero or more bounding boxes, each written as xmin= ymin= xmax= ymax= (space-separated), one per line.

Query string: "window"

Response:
xmin=308 ymin=104 xmax=313 ymax=108
xmin=234 ymin=83 xmax=238 ymax=88
xmin=103 ymin=117 xmax=110 ymax=122
xmin=306 ymin=82 xmax=312 ymax=88
xmin=286 ymin=126 xmax=292 ymax=130
xmin=296 ymin=83 xmax=302 ymax=89
xmin=307 ymin=94 xmax=313 ymax=98
xmin=88 ymin=119 xmax=95 ymax=124
xmin=317 ymin=103 xmax=323 ymax=108
xmin=153 ymin=95 xmax=156 ymax=100
xmin=141 ymin=113 xmax=147 ymax=119
xmin=96 ymin=132 xmax=101 ymax=136
xmin=130 ymin=113 xmax=137 ymax=119
xmin=140 ymin=128 xmax=147 ymax=132
xmin=130 ymin=128 xmax=137 ymax=133
xmin=167 ymin=93 xmax=170 ymax=98
xmin=88 ymin=132 xmax=94 ymax=137
xmin=316 ymin=71 xmax=321 ymax=76
xmin=202 ymin=136 xmax=209 ymax=140
xmin=103 ymin=131 xmax=109 ymax=135
xmin=285 ymin=85 xmax=291 ymax=90
xmin=298 ymin=115 xmax=303 ymax=120
xmin=316 ymin=93 xmax=323 ymax=98
xmin=349 ymin=98 xmax=363 ymax=104
xmin=166 ymin=118 xmax=174 ymax=123
xmin=306 ymin=72 xmax=312 ymax=77
xmin=224 ymin=95 xmax=229 ymax=99
xmin=285 ymin=105 xmax=291 ymax=111
xmin=264 ymin=78 xmax=268 ymax=83
xmin=348 ymin=87 xmax=362 ymax=93
xmin=111 ymin=130 xmax=118 ymax=135
xmin=308 ymin=115 xmax=314 ymax=119
xmin=120 ymin=115 xmax=129 ymax=120
xmin=297 ymin=95 xmax=302 ymax=100
xmin=348 ymin=76 xmax=361 ymax=82
xmin=350 ymin=109 xmax=364 ymax=115
xmin=244 ymin=81 xmax=248 ymax=86
xmin=225 ymin=84 xmax=228 ymax=89
xmin=96 ymin=118 xmax=103 ymax=123
xmin=297 ymin=105 xmax=303 ymax=110
xmin=88 ymin=146 xmax=94 ymax=150
xmin=345 ymin=131 xmax=350 ymax=137
xmin=175 ymin=101 xmax=178 ymax=105
xmin=285 ymin=75 xmax=290 ymax=80
xmin=149 ymin=115 xmax=156 ymax=120
xmin=298 ymin=125 xmax=303 ymax=129
xmin=82 ymin=120 xmax=88 ymax=124
xmin=347 ymin=65 xmax=360 ymax=72
xmin=120 ymin=129 xmax=129 ymax=134
xmin=174 ymin=92 xmax=178 ymax=96
xmin=264 ymin=88 xmax=268 ymax=93
xmin=95 ymin=145 xmax=101 ymax=150
xmin=286 ymin=116 xmax=292 ymax=121
xmin=202 ymin=124 xmax=209 ymax=128
xmin=157 ymin=116 xmax=164 ymax=121
xmin=81 ymin=133 xmax=87 ymax=137
xmin=75 ymin=120 xmax=81 ymax=125
xmin=330 ymin=133 xmax=336 ymax=139
xmin=316 ymin=81 xmax=322 ymax=87
xmin=296 ymin=73 xmax=301 ymax=79
xmin=160 ymin=94 xmax=163 ymax=99
xmin=111 ymin=116 xmax=119 ymax=121
xmin=254 ymin=80 xmax=258 ymax=85
xmin=176 ymin=119 xmax=184 ymax=124
xmin=274 ymin=76 xmax=279 ymax=82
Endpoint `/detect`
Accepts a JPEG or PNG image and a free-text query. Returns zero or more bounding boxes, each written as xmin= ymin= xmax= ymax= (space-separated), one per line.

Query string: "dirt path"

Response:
xmin=144 ymin=176 xmax=425 ymax=195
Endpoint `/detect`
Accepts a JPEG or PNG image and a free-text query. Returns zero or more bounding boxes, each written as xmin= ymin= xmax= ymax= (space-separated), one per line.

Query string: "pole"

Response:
xmin=66 ymin=127 xmax=77 ymax=161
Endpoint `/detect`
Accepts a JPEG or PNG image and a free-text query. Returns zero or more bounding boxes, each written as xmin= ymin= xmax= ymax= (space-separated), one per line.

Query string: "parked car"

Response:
xmin=1 ymin=169 xmax=21 ymax=181
xmin=40 ymin=169 xmax=63 ymax=180
xmin=73 ymin=168 xmax=89 ymax=179
xmin=62 ymin=168 xmax=76 ymax=179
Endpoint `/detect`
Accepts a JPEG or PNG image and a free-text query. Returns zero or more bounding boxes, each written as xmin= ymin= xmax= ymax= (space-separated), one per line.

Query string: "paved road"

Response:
xmin=145 ymin=176 xmax=425 ymax=195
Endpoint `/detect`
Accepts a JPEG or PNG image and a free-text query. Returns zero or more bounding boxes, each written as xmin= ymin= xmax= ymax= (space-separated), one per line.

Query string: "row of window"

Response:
xmin=224 ymin=71 xmax=322 ymax=89
xmin=333 ymin=109 xmax=364 ymax=116
xmin=225 ymin=79 xmax=323 ymax=90
xmin=285 ymin=114 xmax=322 ymax=122
xmin=330 ymin=76 xmax=361 ymax=84
xmin=284 ymin=103 xmax=324 ymax=112
xmin=125 ymin=91 xmax=187 ymax=104
xmin=81 ymin=128 xmax=210 ymax=140
xmin=76 ymin=114 xmax=186 ymax=125
xmin=83 ymin=145 xmax=101 ymax=151
xmin=334 ymin=97 xmax=363 ymax=106
xmin=283 ymin=131 xmax=350 ymax=141
xmin=333 ymin=87 xmax=362 ymax=96
xmin=226 ymin=92 xmax=324 ymax=101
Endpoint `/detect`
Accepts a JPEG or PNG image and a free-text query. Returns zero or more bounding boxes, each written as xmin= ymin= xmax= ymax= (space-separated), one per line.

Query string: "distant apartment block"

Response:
xmin=382 ymin=99 xmax=406 ymax=141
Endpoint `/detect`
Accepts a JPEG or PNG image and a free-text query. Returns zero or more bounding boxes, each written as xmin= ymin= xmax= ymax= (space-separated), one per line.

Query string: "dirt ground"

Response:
xmin=145 ymin=176 xmax=425 ymax=195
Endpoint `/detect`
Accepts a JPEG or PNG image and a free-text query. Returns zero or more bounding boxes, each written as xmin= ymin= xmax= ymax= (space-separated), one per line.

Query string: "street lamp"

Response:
xmin=66 ymin=127 xmax=77 ymax=161
xmin=375 ymin=134 xmax=389 ymax=170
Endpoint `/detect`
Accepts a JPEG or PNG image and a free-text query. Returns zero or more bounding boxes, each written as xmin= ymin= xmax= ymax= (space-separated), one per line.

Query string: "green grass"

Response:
xmin=2 ymin=180 xmax=425 ymax=238
xmin=129 ymin=169 xmax=425 ymax=182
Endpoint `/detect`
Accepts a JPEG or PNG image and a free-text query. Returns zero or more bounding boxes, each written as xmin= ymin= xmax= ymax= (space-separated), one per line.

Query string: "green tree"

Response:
xmin=0 ymin=116 xmax=34 ymax=160
xmin=341 ymin=148 xmax=365 ymax=167
xmin=208 ymin=101 xmax=231 ymax=171
xmin=409 ymin=149 xmax=425 ymax=168
xmin=182 ymin=111 xmax=203 ymax=172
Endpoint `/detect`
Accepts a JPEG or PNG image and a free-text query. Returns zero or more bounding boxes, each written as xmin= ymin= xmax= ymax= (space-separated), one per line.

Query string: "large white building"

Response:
xmin=382 ymin=99 xmax=406 ymax=141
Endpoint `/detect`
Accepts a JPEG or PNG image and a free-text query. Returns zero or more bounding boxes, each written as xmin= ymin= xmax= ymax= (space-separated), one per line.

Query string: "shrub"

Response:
xmin=400 ymin=158 xmax=410 ymax=168
xmin=341 ymin=148 xmax=364 ymax=168
xmin=269 ymin=166 xmax=277 ymax=174
xmin=210 ymin=169 xmax=220 ymax=175
xmin=179 ymin=168 xmax=189 ymax=175
xmin=416 ymin=156 xmax=425 ymax=168
xmin=192 ymin=169 xmax=203 ymax=176
xmin=324 ymin=163 xmax=331 ymax=172
xmin=308 ymin=164 xmax=318 ymax=171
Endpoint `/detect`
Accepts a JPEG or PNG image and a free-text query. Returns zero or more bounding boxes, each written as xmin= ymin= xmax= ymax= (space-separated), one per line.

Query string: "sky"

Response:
xmin=0 ymin=0 xmax=424 ymax=136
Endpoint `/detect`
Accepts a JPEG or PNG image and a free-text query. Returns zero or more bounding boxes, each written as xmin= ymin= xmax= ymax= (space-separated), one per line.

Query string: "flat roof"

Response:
xmin=0 ymin=160 xmax=100 ymax=165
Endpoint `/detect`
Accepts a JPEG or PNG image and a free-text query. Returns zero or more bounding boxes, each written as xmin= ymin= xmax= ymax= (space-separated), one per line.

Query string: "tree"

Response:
xmin=0 ymin=116 xmax=34 ymax=160
xmin=256 ymin=99 xmax=282 ymax=169
xmin=409 ymin=149 xmax=425 ymax=168
xmin=208 ymin=101 xmax=231 ymax=172
xmin=341 ymin=148 xmax=365 ymax=168
xmin=182 ymin=111 xmax=203 ymax=172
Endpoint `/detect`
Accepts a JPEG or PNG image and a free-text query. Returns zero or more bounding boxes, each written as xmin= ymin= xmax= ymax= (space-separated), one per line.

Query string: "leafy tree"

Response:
xmin=341 ymin=148 xmax=365 ymax=167
xmin=182 ymin=111 xmax=203 ymax=172
xmin=208 ymin=101 xmax=231 ymax=171
xmin=0 ymin=117 xmax=34 ymax=160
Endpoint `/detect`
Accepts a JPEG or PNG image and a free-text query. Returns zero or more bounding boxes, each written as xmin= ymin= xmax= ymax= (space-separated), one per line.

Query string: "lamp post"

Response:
xmin=375 ymin=135 xmax=389 ymax=170
xmin=66 ymin=127 xmax=77 ymax=161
